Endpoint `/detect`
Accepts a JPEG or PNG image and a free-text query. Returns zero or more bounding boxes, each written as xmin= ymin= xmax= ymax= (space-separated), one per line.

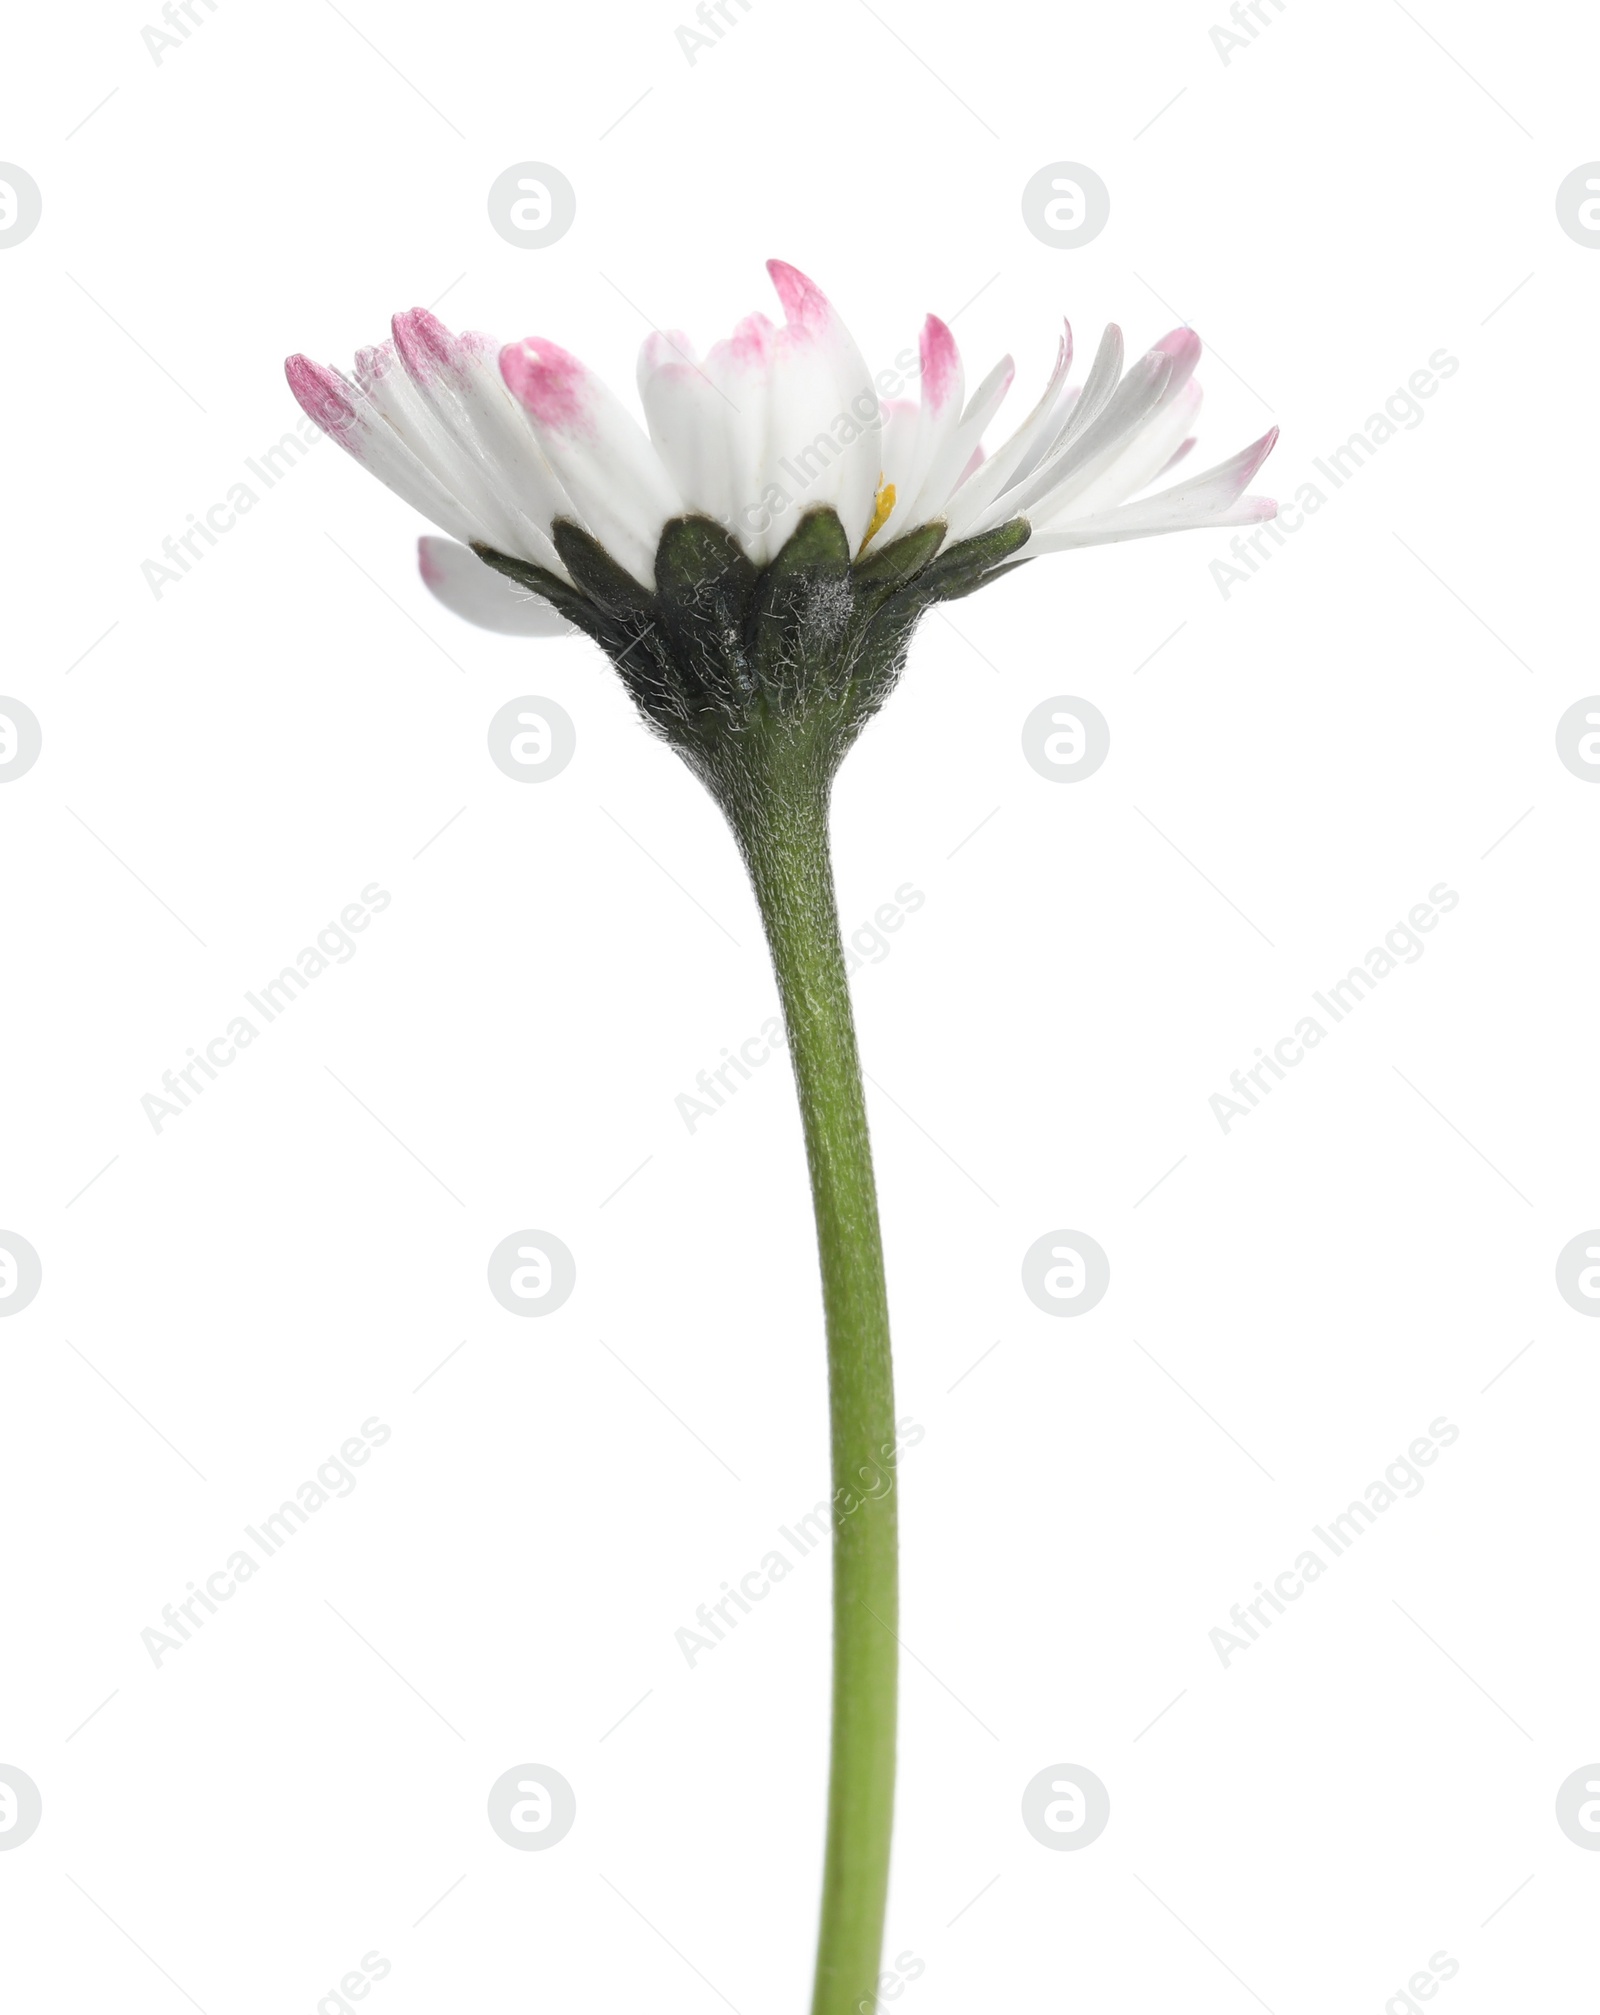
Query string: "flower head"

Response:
xmin=287 ymin=262 xmax=1274 ymax=793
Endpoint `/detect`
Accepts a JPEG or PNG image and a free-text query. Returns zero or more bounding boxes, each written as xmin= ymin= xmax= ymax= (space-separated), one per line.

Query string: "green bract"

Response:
xmin=473 ymin=509 xmax=1030 ymax=792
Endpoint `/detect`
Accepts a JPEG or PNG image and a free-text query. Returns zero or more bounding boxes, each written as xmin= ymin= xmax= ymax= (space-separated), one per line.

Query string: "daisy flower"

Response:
xmin=285 ymin=258 xmax=1275 ymax=677
xmin=286 ymin=261 xmax=1275 ymax=2015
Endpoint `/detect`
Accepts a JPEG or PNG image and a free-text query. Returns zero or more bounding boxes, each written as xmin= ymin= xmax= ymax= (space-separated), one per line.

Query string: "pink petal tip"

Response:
xmin=1153 ymin=326 xmax=1202 ymax=396
xmin=1247 ymin=425 xmax=1280 ymax=475
xmin=641 ymin=328 xmax=697 ymax=375
xmin=919 ymin=314 xmax=960 ymax=410
xmin=766 ymin=259 xmax=832 ymax=333
xmin=285 ymin=355 xmax=356 ymax=436
xmin=500 ymin=337 xmax=591 ymax=432
xmin=728 ymin=311 xmax=775 ymax=363
xmin=1155 ymin=326 xmax=1201 ymax=364
xmin=393 ymin=306 xmax=459 ymax=383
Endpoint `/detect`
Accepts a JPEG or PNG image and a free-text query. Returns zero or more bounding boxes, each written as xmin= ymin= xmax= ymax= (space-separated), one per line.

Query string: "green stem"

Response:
xmin=723 ymin=732 xmax=898 ymax=2015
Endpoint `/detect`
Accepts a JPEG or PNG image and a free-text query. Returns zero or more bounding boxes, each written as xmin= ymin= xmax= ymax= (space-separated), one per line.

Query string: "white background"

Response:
xmin=2 ymin=1 xmax=1597 ymax=2010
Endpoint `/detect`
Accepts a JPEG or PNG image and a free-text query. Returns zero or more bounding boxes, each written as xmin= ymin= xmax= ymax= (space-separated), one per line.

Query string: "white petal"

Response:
xmin=941 ymin=321 xmax=1075 ymax=539
xmin=901 ymin=317 xmax=965 ymax=508
xmin=1008 ymin=348 xmax=1103 ymax=486
xmin=701 ymin=314 xmax=777 ymax=561
xmin=1025 ymin=494 xmax=1275 ymax=552
xmin=766 ymin=262 xmax=882 ymax=552
xmin=501 ymin=336 xmax=683 ymax=587
xmin=900 ymin=349 xmax=1014 ymax=529
xmin=1026 ymin=330 xmax=1195 ymax=520
xmin=417 ymin=537 xmax=576 ymax=635
xmin=1025 ymin=428 xmax=1279 ymax=552
xmin=1001 ymin=342 xmax=1177 ymax=525
xmin=637 ymin=327 xmax=699 ymax=387
xmin=874 ymin=315 xmax=964 ymax=541
xmin=1047 ymin=377 xmax=1203 ymax=525
xmin=285 ymin=355 xmax=484 ymax=547
xmin=979 ymin=323 xmax=1127 ymax=531
xmin=639 ymin=349 xmax=739 ymax=532
xmin=762 ymin=324 xmax=853 ymax=543
xmin=391 ymin=310 xmax=575 ymax=573
xmin=636 ymin=329 xmax=720 ymax=517
xmin=355 ymin=334 xmax=548 ymax=571
xmin=1153 ymin=436 xmax=1197 ymax=480
xmin=876 ymin=398 xmax=923 ymax=502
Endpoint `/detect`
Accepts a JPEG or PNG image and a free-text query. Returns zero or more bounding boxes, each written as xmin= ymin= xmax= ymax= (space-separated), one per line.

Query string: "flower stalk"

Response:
xmin=726 ymin=732 xmax=899 ymax=2015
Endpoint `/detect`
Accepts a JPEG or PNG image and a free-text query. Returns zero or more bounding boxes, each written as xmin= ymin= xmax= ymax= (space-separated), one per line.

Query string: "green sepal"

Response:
xmin=908 ymin=518 xmax=1031 ymax=603
xmin=935 ymin=555 xmax=1034 ymax=602
xmin=850 ymin=521 xmax=946 ymax=605
xmin=550 ymin=520 xmax=657 ymax=626
xmin=748 ymin=508 xmax=856 ymax=709
xmin=469 ymin=542 xmax=615 ymax=646
xmin=654 ymin=516 xmax=759 ymax=710
xmin=764 ymin=506 xmax=853 ymax=576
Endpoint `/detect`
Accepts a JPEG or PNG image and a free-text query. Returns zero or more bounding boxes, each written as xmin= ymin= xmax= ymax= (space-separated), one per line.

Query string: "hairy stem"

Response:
xmin=720 ymin=731 xmax=899 ymax=2015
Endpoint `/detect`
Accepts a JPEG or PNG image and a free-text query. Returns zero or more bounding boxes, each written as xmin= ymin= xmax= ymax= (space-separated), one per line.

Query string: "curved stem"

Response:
xmin=726 ymin=744 xmax=898 ymax=2015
